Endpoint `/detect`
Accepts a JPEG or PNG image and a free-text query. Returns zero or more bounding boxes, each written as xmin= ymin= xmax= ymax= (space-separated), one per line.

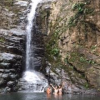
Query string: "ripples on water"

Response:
xmin=0 ymin=93 xmax=100 ymax=100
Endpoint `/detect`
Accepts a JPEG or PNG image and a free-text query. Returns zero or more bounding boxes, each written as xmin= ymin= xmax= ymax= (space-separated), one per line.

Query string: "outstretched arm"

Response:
xmin=50 ymin=84 xmax=55 ymax=89
xmin=61 ymin=82 xmax=65 ymax=88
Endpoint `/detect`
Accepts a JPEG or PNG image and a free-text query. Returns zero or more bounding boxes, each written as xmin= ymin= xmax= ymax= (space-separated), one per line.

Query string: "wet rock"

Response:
xmin=0 ymin=73 xmax=2 ymax=77
xmin=7 ymin=46 xmax=23 ymax=55
xmin=10 ymin=69 xmax=16 ymax=73
xmin=9 ymin=28 xmax=25 ymax=36
xmin=13 ymin=86 xmax=18 ymax=92
xmin=0 ymin=0 xmax=26 ymax=93
xmin=0 ymin=53 xmax=16 ymax=63
xmin=19 ymin=78 xmax=26 ymax=82
xmin=10 ymin=74 xmax=17 ymax=80
xmin=2 ymin=74 xmax=9 ymax=79
xmin=18 ymin=88 xmax=22 ymax=91
xmin=0 ymin=79 xmax=6 ymax=86
xmin=4 ymin=87 xmax=11 ymax=93
xmin=4 ymin=69 xmax=10 ymax=73
xmin=6 ymin=87 xmax=11 ymax=92
xmin=0 ymin=69 xmax=4 ymax=72
xmin=0 ymin=52 xmax=22 ymax=70
xmin=47 ymin=66 xmax=97 ymax=94
xmin=0 ymin=63 xmax=10 ymax=69
xmin=7 ymin=81 xmax=14 ymax=87
xmin=14 ymin=0 xmax=28 ymax=7
xmin=46 ymin=66 xmax=51 ymax=75
xmin=86 ymin=66 xmax=100 ymax=89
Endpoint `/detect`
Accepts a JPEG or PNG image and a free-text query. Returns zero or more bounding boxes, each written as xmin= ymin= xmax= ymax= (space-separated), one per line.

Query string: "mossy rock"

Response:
xmin=0 ymin=37 xmax=5 ymax=43
xmin=68 ymin=51 xmax=90 ymax=72
xmin=86 ymin=66 xmax=100 ymax=88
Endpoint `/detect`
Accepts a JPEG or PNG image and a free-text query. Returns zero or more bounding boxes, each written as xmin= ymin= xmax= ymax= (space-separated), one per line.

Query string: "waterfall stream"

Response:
xmin=26 ymin=0 xmax=41 ymax=70
xmin=23 ymin=0 xmax=48 ymax=92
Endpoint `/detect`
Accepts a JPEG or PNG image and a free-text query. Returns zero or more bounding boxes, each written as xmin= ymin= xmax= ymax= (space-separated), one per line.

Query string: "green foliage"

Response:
xmin=64 ymin=57 xmax=68 ymax=64
xmin=91 ymin=45 xmax=97 ymax=50
xmin=69 ymin=50 xmax=97 ymax=69
xmin=84 ymin=83 xmax=89 ymax=89
xmin=64 ymin=53 xmax=70 ymax=64
xmin=45 ymin=28 xmax=61 ymax=62
xmin=68 ymin=1 xmax=94 ymax=28
xmin=72 ymin=2 xmax=85 ymax=13
xmin=0 ymin=0 xmax=14 ymax=10
xmin=5 ymin=0 xmax=13 ymax=4
xmin=69 ymin=52 xmax=78 ymax=62
xmin=0 ymin=0 xmax=13 ymax=6
xmin=88 ymin=60 xmax=95 ymax=65
xmin=80 ymin=57 xmax=87 ymax=62
xmin=79 ymin=56 xmax=95 ymax=64
xmin=0 ymin=38 xmax=5 ymax=42
xmin=72 ymin=2 xmax=94 ymax=14
xmin=68 ymin=16 xmax=76 ymax=27
xmin=51 ymin=48 xmax=59 ymax=56
xmin=84 ymin=8 xmax=94 ymax=14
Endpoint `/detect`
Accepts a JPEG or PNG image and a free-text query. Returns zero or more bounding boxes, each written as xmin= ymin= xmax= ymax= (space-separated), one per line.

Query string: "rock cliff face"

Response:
xmin=0 ymin=0 xmax=27 ymax=92
xmin=0 ymin=0 xmax=100 ymax=94
xmin=38 ymin=0 xmax=100 ymax=93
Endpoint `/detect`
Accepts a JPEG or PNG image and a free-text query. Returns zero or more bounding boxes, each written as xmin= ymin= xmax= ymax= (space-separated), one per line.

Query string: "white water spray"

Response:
xmin=26 ymin=0 xmax=42 ymax=69
xmin=24 ymin=0 xmax=48 ymax=92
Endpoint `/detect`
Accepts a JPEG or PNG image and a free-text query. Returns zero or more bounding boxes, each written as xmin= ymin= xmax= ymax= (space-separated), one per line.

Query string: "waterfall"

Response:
xmin=26 ymin=0 xmax=42 ymax=70
xmin=23 ymin=0 xmax=48 ymax=92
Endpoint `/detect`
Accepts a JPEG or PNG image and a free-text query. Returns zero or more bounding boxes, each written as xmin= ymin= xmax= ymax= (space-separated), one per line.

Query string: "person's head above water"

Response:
xmin=58 ymin=85 xmax=62 ymax=88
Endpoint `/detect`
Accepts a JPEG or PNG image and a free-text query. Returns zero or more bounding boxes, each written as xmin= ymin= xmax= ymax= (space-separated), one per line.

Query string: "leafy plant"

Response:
xmin=88 ymin=60 xmax=95 ymax=65
xmin=51 ymin=48 xmax=59 ymax=56
xmin=84 ymin=83 xmax=89 ymax=89
xmin=68 ymin=2 xmax=94 ymax=28
xmin=80 ymin=57 xmax=87 ymax=62
xmin=91 ymin=45 xmax=97 ymax=50
xmin=68 ymin=16 xmax=76 ymax=27
xmin=0 ymin=38 xmax=5 ymax=42
xmin=72 ymin=2 xmax=85 ymax=14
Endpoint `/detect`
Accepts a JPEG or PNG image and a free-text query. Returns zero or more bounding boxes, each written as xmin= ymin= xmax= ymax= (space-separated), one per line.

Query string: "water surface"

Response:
xmin=0 ymin=93 xmax=100 ymax=100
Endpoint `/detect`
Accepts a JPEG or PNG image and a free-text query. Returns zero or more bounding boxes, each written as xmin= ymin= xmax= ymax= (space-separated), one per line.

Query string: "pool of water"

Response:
xmin=0 ymin=93 xmax=100 ymax=100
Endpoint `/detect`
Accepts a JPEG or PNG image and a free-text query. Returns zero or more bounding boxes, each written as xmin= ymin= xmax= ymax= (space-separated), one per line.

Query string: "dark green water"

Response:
xmin=0 ymin=93 xmax=100 ymax=100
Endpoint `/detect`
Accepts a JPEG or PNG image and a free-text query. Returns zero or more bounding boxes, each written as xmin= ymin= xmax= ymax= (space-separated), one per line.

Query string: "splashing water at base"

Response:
xmin=24 ymin=71 xmax=48 ymax=84
xmin=23 ymin=71 xmax=48 ymax=92
xmin=24 ymin=71 xmax=41 ymax=83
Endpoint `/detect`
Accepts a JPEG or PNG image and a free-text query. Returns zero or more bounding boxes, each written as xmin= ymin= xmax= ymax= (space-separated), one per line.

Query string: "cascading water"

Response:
xmin=26 ymin=0 xmax=41 ymax=70
xmin=23 ymin=0 xmax=48 ymax=92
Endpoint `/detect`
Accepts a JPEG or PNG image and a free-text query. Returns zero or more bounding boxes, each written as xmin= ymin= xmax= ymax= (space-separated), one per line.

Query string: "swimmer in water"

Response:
xmin=58 ymin=82 xmax=65 ymax=95
xmin=58 ymin=85 xmax=63 ymax=95
xmin=50 ymin=84 xmax=59 ymax=95
xmin=46 ymin=86 xmax=52 ymax=94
